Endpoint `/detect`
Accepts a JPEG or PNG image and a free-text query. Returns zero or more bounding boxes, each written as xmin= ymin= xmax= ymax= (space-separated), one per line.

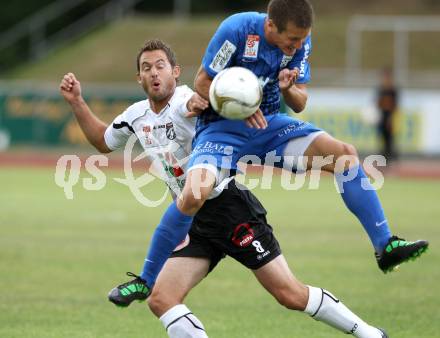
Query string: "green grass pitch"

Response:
xmin=0 ymin=167 xmax=438 ymax=338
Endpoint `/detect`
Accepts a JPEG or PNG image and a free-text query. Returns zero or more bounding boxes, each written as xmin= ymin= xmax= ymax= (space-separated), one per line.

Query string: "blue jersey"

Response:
xmin=199 ymin=12 xmax=312 ymax=127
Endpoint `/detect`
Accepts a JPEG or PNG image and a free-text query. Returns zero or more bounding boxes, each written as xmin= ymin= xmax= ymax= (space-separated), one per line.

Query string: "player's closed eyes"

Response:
xmin=143 ymin=65 xmax=166 ymax=72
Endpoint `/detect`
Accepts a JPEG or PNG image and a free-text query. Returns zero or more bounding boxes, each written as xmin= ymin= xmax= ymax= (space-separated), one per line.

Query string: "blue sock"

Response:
xmin=336 ymin=165 xmax=391 ymax=252
xmin=140 ymin=201 xmax=193 ymax=286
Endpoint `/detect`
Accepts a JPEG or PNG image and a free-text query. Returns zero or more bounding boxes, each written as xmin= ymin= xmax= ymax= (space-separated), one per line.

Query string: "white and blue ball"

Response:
xmin=209 ymin=66 xmax=263 ymax=120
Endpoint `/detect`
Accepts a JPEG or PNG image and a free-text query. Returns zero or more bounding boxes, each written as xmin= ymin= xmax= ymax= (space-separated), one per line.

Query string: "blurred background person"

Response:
xmin=376 ymin=67 xmax=399 ymax=162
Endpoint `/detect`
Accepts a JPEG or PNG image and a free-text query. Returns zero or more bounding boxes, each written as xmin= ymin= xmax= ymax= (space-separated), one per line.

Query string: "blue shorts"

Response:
xmin=189 ymin=114 xmax=322 ymax=173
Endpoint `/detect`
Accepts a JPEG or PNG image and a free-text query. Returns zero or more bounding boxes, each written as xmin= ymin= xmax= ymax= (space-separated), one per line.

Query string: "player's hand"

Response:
xmin=186 ymin=93 xmax=209 ymax=118
xmin=60 ymin=72 xmax=82 ymax=103
xmin=278 ymin=67 xmax=299 ymax=91
xmin=245 ymin=109 xmax=267 ymax=129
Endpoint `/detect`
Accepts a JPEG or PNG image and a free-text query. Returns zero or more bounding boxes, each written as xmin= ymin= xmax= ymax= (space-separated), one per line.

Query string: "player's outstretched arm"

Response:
xmin=279 ymin=68 xmax=308 ymax=113
xmin=185 ymin=93 xmax=209 ymax=118
xmin=60 ymin=73 xmax=111 ymax=153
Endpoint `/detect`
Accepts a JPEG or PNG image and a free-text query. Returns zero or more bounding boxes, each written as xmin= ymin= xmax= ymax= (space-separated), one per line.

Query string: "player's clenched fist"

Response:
xmin=186 ymin=93 xmax=209 ymax=117
xmin=60 ymin=72 xmax=82 ymax=103
xmin=278 ymin=67 xmax=299 ymax=91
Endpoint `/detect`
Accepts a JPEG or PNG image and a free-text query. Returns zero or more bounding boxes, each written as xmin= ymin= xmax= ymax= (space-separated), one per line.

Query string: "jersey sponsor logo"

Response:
xmin=277 ymin=121 xmax=308 ymax=138
xmin=173 ymin=234 xmax=190 ymax=252
xmin=142 ymin=125 xmax=152 ymax=144
xmin=231 ymin=223 xmax=255 ymax=248
xmin=280 ymin=55 xmax=293 ymax=68
xmin=299 ymin=43 xmax=310 ymax=78
xmin=244 ymin=35 xmax=260 ymax=59
xmin=166 ymin=122 xmax=176 ymax=140
xmin=193 ymin=141 xmax=230 ymax=155
xmin=209 ymin=40 xmax=237 ymax=73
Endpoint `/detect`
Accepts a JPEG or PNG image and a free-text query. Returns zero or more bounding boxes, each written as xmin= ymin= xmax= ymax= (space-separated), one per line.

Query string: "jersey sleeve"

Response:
xmin=174 ymin=85 xmax=194 ymax=117
xmin=288 ymin=34 xmax=312 ymax=84
xmin=202 ymin=15 xmax=241 ymax=78
xmin=104 ymin=109 xmax=134 ymax=151
xmin=170 ymin=86 xmax=197 ymax=130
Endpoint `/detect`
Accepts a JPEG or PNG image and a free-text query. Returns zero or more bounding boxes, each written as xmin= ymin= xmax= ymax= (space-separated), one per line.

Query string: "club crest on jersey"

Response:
xmin=166 ymin=122 xmax=176 ymax=140
xmin=280 ymin=55 xmax=293 ymax=68
xmin=244 ymin=35 xmax=259 ymax=59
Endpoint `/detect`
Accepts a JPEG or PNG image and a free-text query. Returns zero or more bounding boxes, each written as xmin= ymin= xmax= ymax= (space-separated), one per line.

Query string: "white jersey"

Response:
xmin=104 ymin=85 xmax=230 ymax=198
xmin=104 ymin=85 xmax=194 ymax=197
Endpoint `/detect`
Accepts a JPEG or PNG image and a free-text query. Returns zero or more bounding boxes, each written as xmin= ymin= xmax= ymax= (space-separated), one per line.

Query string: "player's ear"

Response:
xmin=267 ymin=19 xmax=280 ymax=34
xmin=173 ymin=65 xmax=181 ymax=80
xmin=267 ymin=18 xmax=275 ymax=31
xmin=136 ymin=73 xmax=141 ymax=84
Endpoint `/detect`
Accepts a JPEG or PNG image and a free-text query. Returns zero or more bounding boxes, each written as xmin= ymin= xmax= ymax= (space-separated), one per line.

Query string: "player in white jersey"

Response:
xmin=104 ymin=84 xmax=197 ymax=197
xmin=103 ymin=84 xmax=230 ymax=200
xmin=60 ymin=39 xmax=388 ymax=338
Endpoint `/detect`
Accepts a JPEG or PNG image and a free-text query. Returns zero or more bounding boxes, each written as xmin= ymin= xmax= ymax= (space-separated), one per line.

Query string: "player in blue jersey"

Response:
xmin=62 ymin=39 xmax=389 ymax=338
xmin=140 ymin=0 xmax=428 ymax=295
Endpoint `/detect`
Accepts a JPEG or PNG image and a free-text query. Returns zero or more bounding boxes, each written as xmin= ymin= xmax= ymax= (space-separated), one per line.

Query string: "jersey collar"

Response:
xmin=146 ymin=102 xmax=170 ymax=117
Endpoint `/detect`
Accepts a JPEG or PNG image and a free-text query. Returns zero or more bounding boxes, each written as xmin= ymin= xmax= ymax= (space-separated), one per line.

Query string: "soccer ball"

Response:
xmin=209 ymin=67 xmax=263 ymax=120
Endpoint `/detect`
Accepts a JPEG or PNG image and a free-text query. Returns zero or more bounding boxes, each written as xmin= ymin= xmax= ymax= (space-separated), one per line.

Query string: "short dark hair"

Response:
xmin=267 ymin=0 xmax=314 ymax=32
xmin=136 ymin=39 xmax=177 ymax=73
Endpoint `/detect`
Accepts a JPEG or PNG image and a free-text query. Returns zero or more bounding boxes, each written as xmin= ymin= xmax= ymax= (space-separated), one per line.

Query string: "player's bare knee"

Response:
xmin=177 ymin=169 xmax=216 ymax=214
xmin=333 ymin=141 xmax=358 ymax=158
xmin=147 ymin=289 xmax=179 ymax=317
xmin=343 ymin=142 xmax=358 ymax=158
xmin=146 ymin=291 xmax=163 ymax=316
xmin=177 ymin=189 xmax=206 ymax=215
xmin=333 ymin=142 xmax=359 ymax=172
xmin=275 ymin=284 xmax=308 ymax=311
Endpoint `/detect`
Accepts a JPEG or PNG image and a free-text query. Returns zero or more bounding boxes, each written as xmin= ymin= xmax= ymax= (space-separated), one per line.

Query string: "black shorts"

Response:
xmin=170 ymin=180 xmax=281 ymax=272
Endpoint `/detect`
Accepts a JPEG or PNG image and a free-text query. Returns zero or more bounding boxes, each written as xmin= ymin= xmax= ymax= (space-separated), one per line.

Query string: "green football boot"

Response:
xmin=376 ymin=236 xmax=429 ymax=273
xmin=108 ymin=272 xmax=151 ymax=307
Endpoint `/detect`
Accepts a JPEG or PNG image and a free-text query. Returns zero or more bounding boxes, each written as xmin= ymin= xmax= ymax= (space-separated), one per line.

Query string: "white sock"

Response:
xmin=304 ymin=286 xmax=383 ymax=338
xmin=160 ymin=304 xmax=208 ymax=338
